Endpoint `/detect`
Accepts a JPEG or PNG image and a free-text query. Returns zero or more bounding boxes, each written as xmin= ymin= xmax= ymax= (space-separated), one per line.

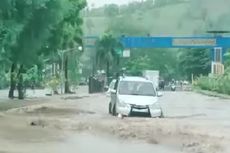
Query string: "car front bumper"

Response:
xmin=116 ymin=104 xmax=162 ymax=117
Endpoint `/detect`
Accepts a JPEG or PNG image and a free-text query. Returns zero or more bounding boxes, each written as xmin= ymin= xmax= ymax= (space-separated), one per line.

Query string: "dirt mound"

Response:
xmin=62 ymin=95 xmax=89 ymax=100
xmin=56 ymin=118 xmax=226 ymax=153
xmin=7 ymin=105 xmax=96 ymax=117
xmin=31 ymin=106 xmax=94 ymax=115
xmin=0 ymin=113 xmax=4 ymax=118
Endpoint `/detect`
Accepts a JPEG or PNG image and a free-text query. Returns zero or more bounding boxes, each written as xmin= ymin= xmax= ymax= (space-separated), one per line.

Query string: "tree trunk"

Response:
xmin=117 ymin=56 xmax=120 ymax=72
xmin=52 ymin=63 xmax=55 ymax=76
xmin=52 ymin=62 xmax=59 ymax=95
xmin=8 ymin=63 xmax=16 ymax=99
xmin=17 ymin=64 xmax=24 ymax=100
xmin=64 ymin=56 xmax=71 ymax=93
xmin=106 ymin=61 xmax=110 ymax=82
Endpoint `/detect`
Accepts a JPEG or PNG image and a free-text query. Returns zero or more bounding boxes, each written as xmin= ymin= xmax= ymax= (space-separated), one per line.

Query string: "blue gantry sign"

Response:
xmin=84 ymin=35 xmax=230 ymax=65
xmin=120 ymin=36 xmax=230 ymax=48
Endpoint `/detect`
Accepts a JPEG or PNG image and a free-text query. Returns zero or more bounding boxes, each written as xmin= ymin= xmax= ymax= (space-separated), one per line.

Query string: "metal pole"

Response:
xmin=61 ymin=51 xmax=64 ymax=94
xmin=58 ymin=47 xmax=82 ymax=94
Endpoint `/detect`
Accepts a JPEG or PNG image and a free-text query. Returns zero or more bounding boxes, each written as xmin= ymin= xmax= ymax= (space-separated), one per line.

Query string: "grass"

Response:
xmin=193 ymin=87 xmax=230 ymax=99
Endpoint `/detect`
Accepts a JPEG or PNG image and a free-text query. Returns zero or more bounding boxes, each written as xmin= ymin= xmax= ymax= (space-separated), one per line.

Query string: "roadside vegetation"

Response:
xmin=195 ymin=68 xmax=230 ymax=95
xmin=0 ymin=0 xmax=86 ymax=99
xmin=1 ymin=0 xmax=230 ymax=98
xmin=82 ymin=0 xmax=230 ymax=87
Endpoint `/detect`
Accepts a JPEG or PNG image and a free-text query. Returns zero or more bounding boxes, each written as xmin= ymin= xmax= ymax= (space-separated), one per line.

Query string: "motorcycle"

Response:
xmin=171 ymin=84 xmax=176 ymax=91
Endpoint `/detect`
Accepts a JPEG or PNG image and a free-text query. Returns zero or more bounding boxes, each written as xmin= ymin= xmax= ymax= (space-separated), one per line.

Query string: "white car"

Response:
xmin=109 ymin=76 xmax=164 ymax=118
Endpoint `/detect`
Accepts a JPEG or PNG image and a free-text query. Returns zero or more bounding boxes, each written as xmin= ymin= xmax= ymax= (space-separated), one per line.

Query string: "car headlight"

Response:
xmin=149 ymin=102 xmax=160 ymax=109
xmin=118 ymin=100 xmax=130 ymax=108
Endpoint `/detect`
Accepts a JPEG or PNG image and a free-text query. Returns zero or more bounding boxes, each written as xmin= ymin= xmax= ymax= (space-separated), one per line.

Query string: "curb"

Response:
xmin=194 ymin=89 xmax=230 ymax=99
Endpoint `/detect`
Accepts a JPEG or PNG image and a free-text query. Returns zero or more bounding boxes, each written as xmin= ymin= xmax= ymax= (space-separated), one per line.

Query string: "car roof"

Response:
xmin=119 ymin=76 xmax=151 ymax=83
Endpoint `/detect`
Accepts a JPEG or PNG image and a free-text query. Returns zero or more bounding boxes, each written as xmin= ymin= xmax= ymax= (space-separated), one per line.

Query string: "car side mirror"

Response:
xmin=157 ymin=92 xmax=163 ymax=97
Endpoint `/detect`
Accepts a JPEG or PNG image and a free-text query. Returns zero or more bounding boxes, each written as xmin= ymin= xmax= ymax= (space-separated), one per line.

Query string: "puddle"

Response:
xmin=0 ymin=133 xmax=182 ymax=153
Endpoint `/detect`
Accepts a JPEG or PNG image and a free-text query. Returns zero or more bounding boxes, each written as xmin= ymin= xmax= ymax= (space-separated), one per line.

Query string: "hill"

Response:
xmin=82 ymin=0 xmax=230 ymax=37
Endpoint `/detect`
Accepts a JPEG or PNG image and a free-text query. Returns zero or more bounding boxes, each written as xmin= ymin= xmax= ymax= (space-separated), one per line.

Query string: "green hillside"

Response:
xmin=83 ymin=0 xmax=230 ymax=37
xmin=83 ymin=3 xmax=194 ymax=36
xmin=80 ymin=0 xmax=230 ymax=80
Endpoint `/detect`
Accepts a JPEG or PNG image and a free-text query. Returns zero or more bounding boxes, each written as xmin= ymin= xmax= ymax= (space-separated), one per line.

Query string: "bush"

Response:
xmin=45 ymin=76 xmax=61 ymax=92
xmin=0 ymin=72 xmax=9 ymax=89
xmin=196 ymin=72 xmax=230 ymax=95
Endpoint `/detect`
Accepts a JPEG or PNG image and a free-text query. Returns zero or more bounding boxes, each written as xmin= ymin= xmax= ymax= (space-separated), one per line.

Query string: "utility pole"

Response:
xmin=206 ymin=30 xmax=230 ymax=75
xmin=58 ymin=46 xmax=83 ymax=94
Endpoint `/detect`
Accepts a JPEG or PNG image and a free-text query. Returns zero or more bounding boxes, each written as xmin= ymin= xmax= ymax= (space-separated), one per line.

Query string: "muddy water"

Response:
xmin=0 ymin=133 xmax=182 ymax=153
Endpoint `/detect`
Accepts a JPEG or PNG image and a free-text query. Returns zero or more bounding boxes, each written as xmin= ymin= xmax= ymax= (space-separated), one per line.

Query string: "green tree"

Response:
xmin=123 ymin=49 xmax=180 ymax=80
xmin=47 ymin=0 xmax=86 ymax=93
xmin=179 ymin=48 xmax=211 ymax=79
xmin=104 ymin=4 xmax=119 ymax=17
xmin=0 ymin=0 xmax=86 ymax=98
xmin=96 ymin=33 xmax=122 ymax=79
xmin=125 ymin=55 xmax=151 ymax=76
xmin=7 ymin=0 xmax=68 ymax=99
xmin=86 ymin=18 xmax=94 ymax=34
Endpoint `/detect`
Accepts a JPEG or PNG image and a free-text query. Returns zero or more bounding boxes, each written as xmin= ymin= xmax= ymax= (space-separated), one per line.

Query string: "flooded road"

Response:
xmin=61 ymin=134 xmax=182 ymax=153
xmin=0 ymin=133 xmax=181 ymax=153
xmin=1 ymin=88 xmax=230 ymax=153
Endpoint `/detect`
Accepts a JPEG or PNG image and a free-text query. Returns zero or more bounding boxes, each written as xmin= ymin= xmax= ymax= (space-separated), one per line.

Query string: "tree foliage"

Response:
xmin=179 ymin=48 xmax=211 ymax=79
xmin=86 ymin=0 xmax=230 ymax=82
xmin=96 ymin=33 xmax=122 ymax=77
xmin=104 ymin=4 xmax=119 ymax=17
xmin=0 ymin=0 xmax=86 ymax=97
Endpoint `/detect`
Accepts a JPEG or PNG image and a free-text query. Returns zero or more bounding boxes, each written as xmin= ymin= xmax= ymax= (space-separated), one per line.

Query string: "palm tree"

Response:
xmin=96 ymin=33 xmax=122 ymax=81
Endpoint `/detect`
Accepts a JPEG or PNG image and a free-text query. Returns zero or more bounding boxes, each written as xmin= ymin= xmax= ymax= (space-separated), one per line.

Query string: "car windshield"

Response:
xmin=118 ymin=81 xmax=156 ymax=96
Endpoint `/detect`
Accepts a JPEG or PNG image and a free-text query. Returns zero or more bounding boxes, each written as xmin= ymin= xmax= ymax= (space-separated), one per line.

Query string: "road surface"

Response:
xmin=0 ymin=88 xmax=230 ymax=153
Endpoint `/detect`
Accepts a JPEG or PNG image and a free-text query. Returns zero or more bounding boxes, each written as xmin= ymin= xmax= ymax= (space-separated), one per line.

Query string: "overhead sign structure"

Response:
xmin=120 ymin=36 xmax=230 ymax=75
xmin=84 ymin=35 xmax=230 ymax=75
xmin=172 ymin=38 xmax=216 ymax=47
xmin=123 ymin=49 xmax=130 ymax=58
xmin=83 ymin=36 xmax=98 ymax=48
xmin=211 ymin=47 xmax=224 ymax=75
xmin=84 ymin=36 xmax=230 ymax=48
xmin=120 ymin=36 xmax=230 ymax=48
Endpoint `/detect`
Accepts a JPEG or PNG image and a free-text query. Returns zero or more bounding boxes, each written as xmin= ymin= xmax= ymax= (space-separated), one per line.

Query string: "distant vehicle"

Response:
xmin=159 ymin=79 xmax=165 ymax=90
xmin=183 ymin=80 xmax=189 ymax=85
xmin=79 ymin=78 xmax=87 ymax=86
xmin=106 ymin=79 xmax=116 ymax=96
xmin=171 ymin=83 xmax=176 ymax=91
xmin=142 ymin=70 xmax=159 ymax=89
xmin=109 ymin=76 xmax=164 ymax=118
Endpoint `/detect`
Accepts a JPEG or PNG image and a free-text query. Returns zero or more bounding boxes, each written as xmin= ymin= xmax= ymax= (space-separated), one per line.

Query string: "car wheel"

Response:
xmin=109 ymin=102 xmax=112 ymax=114
xmin=112 ymin=104 xmax=117 ymax=116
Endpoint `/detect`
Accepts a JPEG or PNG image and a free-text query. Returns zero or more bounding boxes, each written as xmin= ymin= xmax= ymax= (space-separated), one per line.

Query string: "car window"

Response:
xmin=118 ymin=81 xmax=156 ymax=96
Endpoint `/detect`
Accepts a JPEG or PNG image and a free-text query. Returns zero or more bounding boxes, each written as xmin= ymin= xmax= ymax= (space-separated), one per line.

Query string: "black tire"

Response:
xmin=112 ymin=104 xmax=117 ymax=116
xmin=109 ymin=102 xmax=112 ymax=114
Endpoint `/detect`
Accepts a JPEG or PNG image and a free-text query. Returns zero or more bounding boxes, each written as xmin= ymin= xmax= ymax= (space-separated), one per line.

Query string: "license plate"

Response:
xmin=133 ymin=105 xmax=147 ymax=109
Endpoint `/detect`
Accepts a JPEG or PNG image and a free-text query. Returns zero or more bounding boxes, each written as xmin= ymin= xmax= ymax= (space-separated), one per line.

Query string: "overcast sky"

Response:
xmin=87 ymin=0 xmax=142 ymax=8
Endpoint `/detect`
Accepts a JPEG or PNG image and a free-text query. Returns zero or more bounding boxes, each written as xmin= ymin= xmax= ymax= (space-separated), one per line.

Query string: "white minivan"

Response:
xmin=109 ymin=76 xmax=164 ymax=118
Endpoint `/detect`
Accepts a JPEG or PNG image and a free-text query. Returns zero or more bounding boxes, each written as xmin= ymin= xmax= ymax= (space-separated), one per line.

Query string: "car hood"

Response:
xmin=118 ymin=95 xmax=158 ymax=105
